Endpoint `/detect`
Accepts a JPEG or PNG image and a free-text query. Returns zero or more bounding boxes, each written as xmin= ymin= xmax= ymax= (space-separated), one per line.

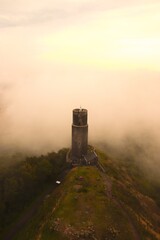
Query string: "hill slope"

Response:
xmin=12 ymin=150 xmax=160 ymax=240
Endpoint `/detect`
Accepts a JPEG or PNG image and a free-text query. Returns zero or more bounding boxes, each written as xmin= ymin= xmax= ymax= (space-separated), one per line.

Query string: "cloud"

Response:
xmin=0 ymin=0 xmax=159 ymax=28
xmin=0 ymin=0 xmax=160 ymax=163
xmin=0 ymin=9 xmax=69 ymax=28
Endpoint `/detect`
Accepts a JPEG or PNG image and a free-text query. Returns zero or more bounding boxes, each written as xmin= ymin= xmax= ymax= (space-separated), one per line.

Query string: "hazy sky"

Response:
xmin=0 ymin=0 xmax=160 ymax=153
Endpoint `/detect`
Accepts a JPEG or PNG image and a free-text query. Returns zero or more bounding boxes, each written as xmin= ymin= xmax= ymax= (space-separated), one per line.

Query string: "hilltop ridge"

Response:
xmin=10 ymin=149 xmax=160 ymax=240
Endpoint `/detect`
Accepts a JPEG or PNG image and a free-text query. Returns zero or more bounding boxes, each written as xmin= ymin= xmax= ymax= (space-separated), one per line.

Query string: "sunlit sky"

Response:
xmin=1 ymin=0 xmax=160 ymax=72
xmin=41 ymin=3 xmax=160 ymax=70
xmin=1 ymin=0 xmax=160 ymax=152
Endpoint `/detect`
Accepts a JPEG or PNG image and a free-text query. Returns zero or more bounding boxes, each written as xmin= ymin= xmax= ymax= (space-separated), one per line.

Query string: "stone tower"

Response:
xmin=72 ymin=108 xmax=88 ymax=163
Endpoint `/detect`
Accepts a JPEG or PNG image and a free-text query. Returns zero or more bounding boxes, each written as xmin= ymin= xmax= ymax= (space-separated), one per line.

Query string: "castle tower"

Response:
xmin=72 ymin=108 xmax=88 ymax=163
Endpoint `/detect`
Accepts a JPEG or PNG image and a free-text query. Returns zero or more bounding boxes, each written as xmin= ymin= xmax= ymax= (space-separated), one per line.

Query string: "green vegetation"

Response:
xmin=96 ymin=148 xmax=160 ymax=240
xmin=9 ymin=166 xmax=135 ymax=240
xmin=1 ymin=147 xmax=160 ymax=240
xmin=38 ymin=166 xmax=134 ymax=240
xmin=0 ymin=148 xmax=68 ymax=238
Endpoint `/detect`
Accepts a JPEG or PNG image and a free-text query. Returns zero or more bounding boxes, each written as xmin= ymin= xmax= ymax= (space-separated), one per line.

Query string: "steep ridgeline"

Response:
xmin=4 ymin=149 xmax=160 ymax=240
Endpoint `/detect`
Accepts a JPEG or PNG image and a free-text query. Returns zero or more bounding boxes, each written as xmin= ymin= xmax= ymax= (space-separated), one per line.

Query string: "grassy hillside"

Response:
xmin=7 ymin=149 xmax=160 ymax=240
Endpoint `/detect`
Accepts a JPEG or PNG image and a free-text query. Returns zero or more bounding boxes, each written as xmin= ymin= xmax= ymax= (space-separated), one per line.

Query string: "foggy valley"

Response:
xmin=1 ymin=77 xmax=160 ymax=177
xmin=1 ymin=1 xmax=160 ymax=239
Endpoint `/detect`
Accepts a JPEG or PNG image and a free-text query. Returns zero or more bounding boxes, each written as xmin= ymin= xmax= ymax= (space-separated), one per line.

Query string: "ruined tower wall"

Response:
xmin=72 ymin=109 xmax=88 ymax=161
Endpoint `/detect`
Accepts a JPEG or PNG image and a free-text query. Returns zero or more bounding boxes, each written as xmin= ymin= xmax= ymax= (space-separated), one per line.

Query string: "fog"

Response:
xmin=0 ymin=0 xmax=160 ymax=176
xmin=1 ymin=76 xmax=160 ymax=152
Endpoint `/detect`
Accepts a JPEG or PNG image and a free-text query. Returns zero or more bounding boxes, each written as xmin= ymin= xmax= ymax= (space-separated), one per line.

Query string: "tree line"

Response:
xmin=0 ymin=148 xmax=68 ymax=232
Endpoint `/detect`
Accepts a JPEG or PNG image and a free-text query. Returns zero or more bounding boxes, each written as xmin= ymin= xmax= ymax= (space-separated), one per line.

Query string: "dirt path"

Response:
xmin=3 ymin=169 xmax=70 ymax=240
xmin=99 ymin=171 xmax=141 ymax=240
xmin=35 ymin=189 xmax=66 ymax=240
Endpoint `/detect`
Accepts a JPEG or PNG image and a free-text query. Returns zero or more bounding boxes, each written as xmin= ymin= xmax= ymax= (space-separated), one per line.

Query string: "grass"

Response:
xmin=9 ymin=148 xmax=160 ymax=240
xmin=97 ymin=148 xmax=160 ymax=240
xmin=40 ymin=166 xmax=137 ymax=240
xmin=12 ymin=185 xmax=63 ymax=240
